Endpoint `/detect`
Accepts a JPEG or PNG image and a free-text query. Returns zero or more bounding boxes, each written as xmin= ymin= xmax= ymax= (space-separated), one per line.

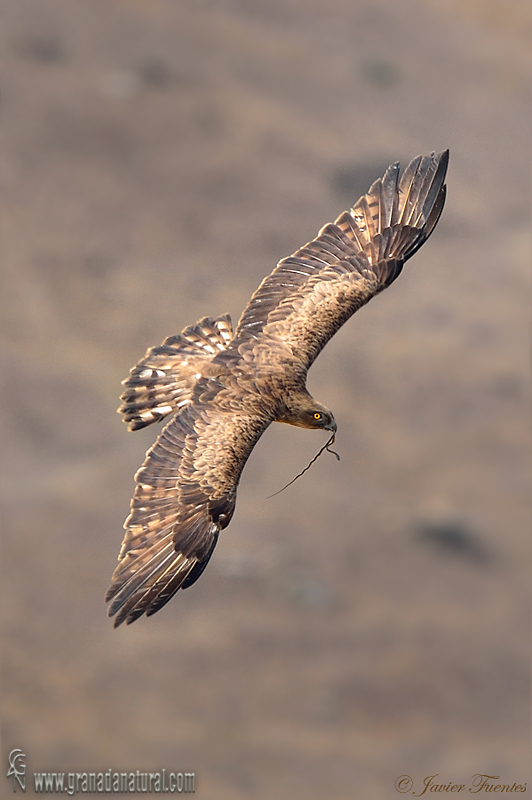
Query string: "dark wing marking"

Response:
xmin=232 ymin=151 xmax=448 ymax=369
xmin=107 ymin=389 xmax=270 ymax=626
xmin=118 ymin=314 xmax=233 ymax=430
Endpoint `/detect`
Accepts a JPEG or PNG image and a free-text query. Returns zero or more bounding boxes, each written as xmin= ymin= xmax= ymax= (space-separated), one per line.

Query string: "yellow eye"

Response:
xmin=313 ymin=412 xmax=322 ymax=420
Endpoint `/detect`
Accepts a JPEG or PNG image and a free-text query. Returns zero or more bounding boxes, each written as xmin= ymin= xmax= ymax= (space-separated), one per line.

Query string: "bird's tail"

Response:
xmin=334 ymin=150 xmax=448 ymax=284
xmin=118 ymin=314 xmax=233 ymax=430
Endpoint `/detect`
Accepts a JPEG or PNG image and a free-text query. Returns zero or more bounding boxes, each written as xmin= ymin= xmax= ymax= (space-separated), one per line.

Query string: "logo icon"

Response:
xmin=7 ymin=749 xmax=26 ymax=792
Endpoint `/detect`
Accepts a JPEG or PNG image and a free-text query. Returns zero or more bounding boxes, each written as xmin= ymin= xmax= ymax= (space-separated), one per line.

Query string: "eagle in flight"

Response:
xmin=107 ymin=150 xmax=449 ymax=626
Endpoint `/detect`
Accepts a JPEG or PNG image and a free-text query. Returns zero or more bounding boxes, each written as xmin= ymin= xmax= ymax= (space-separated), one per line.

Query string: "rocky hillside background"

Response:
xmin=1 ymin=1 xmax=530 ymax=797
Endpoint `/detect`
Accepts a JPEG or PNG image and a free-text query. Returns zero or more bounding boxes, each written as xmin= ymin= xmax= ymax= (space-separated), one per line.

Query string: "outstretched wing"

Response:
xmin=107 ymin=386 xmax=270 ymax=626
xmin=232 ymin=151 xmax=448 ymax=369
xmin=119 ymin=314 xmax=233 ymax=430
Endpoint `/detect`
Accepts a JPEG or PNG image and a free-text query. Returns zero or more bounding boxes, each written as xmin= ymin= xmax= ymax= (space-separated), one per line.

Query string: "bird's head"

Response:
xmin=305 ymin=405 xmax=337 ymax=432
xmin=277 ymin=394 xmax=337 ymax=432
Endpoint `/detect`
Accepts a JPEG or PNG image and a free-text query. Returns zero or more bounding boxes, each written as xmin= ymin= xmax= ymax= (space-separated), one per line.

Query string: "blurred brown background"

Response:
xmin=1 ymin=1 xmax=530 ymax=797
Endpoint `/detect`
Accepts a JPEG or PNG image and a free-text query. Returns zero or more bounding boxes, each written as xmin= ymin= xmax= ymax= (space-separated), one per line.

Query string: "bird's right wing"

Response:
xmin=107 ymin=387 xmax=270 ymax=626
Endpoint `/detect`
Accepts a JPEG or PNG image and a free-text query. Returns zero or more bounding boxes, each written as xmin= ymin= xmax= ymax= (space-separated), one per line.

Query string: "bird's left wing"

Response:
xmin=232 ymin=150 xmax=448 ymax=369
xmin=106 ymin=387 xmax=270 ymax=626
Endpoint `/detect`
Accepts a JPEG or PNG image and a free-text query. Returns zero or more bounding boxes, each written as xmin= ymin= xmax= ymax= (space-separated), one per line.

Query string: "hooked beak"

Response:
xmin=325 ymin=420 xmax=337 ymax=433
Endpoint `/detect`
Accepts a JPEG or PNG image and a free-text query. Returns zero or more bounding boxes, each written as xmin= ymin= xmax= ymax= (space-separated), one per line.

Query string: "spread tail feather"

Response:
xmin=118 ymin=314 xmax=233 ymax=430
